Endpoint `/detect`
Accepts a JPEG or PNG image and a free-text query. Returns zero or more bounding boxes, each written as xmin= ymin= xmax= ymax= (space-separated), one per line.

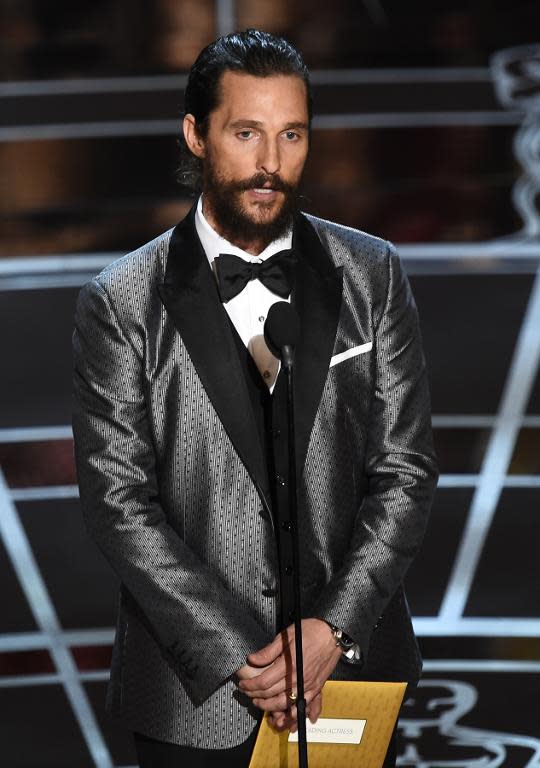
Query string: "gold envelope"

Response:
xmin=248 ymin=679 xmax=406 ymax=768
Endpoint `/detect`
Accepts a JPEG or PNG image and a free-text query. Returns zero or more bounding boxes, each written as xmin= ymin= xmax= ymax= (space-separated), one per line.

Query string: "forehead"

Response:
xmin=212 ymin=70 xmax=309 ymax=125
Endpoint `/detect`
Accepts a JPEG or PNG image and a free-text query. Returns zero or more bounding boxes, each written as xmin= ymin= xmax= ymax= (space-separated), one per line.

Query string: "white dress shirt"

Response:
xmin=194 ymin=194 xmax=292 ymax=350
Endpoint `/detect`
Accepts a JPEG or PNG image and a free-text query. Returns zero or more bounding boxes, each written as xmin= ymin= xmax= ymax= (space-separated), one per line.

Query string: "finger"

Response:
xmin=241 ymin=671 xmax=297 ymax=699
xmin=300 ymin=689 xmax=321 ymax=706
xmin=236 ymin=661 xmax=274 ymax=681
xmin=268 ymin=712 xmax=289 ymax=732
xmin=247 ymin=633 xmax=286 ymax=666
xmin=288 ymin=705 xmax=297 ymax=724
xmin=252 ymin=691 xmax=290 ymax=712
xmin=253 ymin=687 xmax=319 ymax=713
xmin=242 ymin=682 xmax=287 ymax=700
xmin=279 ymin=707 xmax=298 ymax=732
xmin=245 ymin=668 xmax=323 ymax=700
xmin=308 ymin=692 xmax=323 ymax=724
xmin=239 ymin=658 xmax=289 ymax=694
xmin=284 ymin=712 xmax=297 ymax=730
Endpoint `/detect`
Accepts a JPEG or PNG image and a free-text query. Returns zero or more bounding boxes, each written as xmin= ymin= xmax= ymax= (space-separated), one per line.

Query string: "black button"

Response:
xmin=282 ymin=520 xmax=291 ymax=531
xmin=262 ymin=587 xmax=277 ymax=597
xmin=272 ymin=429 xmax=281 ymax=438
xmin=285 ymin=565 xmax=293 ymax=576
xmin=288 ymin=610 xmax=295 ymax=621
xmin=275 ymin=474 xmax=286 ymax=486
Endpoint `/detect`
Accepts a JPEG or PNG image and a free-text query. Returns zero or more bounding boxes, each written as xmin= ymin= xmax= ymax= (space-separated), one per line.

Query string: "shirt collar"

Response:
xmin=194 ymin=194 xmax=293 ymax=268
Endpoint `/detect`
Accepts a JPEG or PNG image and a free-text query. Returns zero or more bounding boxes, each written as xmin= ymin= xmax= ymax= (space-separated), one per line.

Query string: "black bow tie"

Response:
xmin=213 ymin=249 xmax=296 ymax=303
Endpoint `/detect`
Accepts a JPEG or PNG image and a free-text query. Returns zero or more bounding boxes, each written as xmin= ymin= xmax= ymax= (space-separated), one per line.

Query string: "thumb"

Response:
xmin=247 ymin=634 xmax=284 ymax=665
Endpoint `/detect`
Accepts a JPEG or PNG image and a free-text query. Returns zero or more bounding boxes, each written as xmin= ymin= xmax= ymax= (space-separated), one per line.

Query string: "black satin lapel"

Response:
xmin=292 ymin=213 xmax=344 ymax=475
xmin=157 ymin=205 xmax=271 ymax=506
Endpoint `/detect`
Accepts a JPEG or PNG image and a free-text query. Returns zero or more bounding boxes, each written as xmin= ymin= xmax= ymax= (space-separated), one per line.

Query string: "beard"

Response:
xmin=202 ymin=156 xmax=301 ymax=249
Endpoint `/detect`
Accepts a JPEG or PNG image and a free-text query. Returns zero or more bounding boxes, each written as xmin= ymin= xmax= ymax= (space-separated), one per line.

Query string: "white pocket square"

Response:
xmin=329 ymin=342 xmax=373 ymax=368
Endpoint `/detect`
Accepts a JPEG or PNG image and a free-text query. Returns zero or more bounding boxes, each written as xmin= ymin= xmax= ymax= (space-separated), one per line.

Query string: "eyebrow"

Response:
xmin=229 ymin=119 xmax=309 ymax=131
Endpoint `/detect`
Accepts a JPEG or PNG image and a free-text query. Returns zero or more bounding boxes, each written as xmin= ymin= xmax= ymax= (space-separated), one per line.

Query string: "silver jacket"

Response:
xmin=72 ymin=206 xmax=438 ymax=748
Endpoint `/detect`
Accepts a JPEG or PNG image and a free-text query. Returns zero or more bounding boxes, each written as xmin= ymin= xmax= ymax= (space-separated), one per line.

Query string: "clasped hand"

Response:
xmin=236 ymin=618 xmax=342 ymax=732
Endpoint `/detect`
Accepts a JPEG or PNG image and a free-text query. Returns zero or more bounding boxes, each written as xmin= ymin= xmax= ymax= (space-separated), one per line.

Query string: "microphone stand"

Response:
xmin=282 ymin=345 xmax=309 ymax=768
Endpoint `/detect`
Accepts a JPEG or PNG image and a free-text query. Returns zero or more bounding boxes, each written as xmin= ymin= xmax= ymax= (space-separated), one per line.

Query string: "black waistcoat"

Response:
xmin=228 ymin=322 xmax=296 ymax=633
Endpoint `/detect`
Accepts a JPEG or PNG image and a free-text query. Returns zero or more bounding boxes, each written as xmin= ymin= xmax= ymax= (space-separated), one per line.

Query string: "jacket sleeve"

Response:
xmin=72 ymin=277 xmax=269 ymax=705
xmin=312 ymin=242 xmax=439 ymax=658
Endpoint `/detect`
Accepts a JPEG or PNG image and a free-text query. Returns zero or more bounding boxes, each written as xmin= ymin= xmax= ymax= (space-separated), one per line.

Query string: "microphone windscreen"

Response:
xmin=264 ymin=301 xmax=300 ymax=355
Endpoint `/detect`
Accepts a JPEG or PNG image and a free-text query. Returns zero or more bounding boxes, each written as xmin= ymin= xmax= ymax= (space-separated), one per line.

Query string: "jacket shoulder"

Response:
xmin=303 ymin=212 xmax=392 ymax=264
xmin=75 ymin=228 xmax=174 ymax=342
xmin=93 ymin=227 xmax=174 ymax=294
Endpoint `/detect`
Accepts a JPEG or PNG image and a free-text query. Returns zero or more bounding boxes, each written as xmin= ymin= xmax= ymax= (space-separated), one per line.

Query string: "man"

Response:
xmin=72 ymin=29 xmax=438 ymax=768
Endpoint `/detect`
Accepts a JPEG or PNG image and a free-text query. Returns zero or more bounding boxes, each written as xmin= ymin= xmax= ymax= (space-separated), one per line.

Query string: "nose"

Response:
xmin=257 ymin=136 xmax=281 ymax=176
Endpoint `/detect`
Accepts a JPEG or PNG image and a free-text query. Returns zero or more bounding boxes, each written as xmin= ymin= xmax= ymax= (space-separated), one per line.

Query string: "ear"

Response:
xmin=183 ymin=114 xmax=206 ymax=159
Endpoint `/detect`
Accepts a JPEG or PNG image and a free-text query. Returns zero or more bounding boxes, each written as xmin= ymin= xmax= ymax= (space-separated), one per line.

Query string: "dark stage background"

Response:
xmin=1 ymin=1 xmax=539 ymax=765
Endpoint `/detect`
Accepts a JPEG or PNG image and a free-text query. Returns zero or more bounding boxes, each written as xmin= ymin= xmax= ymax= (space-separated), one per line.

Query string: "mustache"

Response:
xmin=234 ymin=172 xmax=295 ymax=193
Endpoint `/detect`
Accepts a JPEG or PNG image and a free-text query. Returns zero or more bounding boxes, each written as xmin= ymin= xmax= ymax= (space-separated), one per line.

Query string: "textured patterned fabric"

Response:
xmin=72 ymin=208 xmax=438 ymax=748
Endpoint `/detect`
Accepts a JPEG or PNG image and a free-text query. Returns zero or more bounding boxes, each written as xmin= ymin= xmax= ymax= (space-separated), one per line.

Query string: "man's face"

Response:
xmin=192 ymin=70 xmax=310 ymax=249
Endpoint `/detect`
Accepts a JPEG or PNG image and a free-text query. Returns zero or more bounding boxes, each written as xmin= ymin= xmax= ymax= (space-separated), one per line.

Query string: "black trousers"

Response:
xmin=133 ymin=726 xmax=397 ymax=767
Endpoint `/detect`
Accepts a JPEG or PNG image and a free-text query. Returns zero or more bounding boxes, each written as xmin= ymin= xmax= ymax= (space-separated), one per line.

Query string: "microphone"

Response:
xmin=264 ymin=301 xmax=300 ymax=369
xmin=264 ymin=299 xmax=309 ymax=768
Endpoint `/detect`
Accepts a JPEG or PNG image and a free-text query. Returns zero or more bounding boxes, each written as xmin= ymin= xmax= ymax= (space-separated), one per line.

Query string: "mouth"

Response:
xmin=246 ymin=186 xmax=281 ymax=202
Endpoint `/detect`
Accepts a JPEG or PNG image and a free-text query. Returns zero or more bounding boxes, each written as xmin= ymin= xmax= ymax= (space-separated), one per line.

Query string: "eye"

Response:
xmin=284 ymin=130 xmax=300 ymax=141
xmin=237 ymin=130 xmax=254 ymax=140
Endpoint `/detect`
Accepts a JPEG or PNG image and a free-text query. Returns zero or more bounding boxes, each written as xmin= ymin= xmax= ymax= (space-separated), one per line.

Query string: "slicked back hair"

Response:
xmin=178 ymin=29 xmax=312 ymax=192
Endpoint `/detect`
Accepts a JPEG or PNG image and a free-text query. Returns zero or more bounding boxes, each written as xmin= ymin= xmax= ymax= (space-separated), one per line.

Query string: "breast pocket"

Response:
xmin=329 ymin=341 xmax=372 ymax=369
xmin=326 ymin=339 xmax=373 ymax=431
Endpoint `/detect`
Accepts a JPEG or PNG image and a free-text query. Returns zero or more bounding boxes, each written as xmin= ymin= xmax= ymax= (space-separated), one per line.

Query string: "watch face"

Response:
xmin=345 ymin=647 xmax=363 ymax=663
xmin=338 ymin=632 xmax=355 ymax=649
